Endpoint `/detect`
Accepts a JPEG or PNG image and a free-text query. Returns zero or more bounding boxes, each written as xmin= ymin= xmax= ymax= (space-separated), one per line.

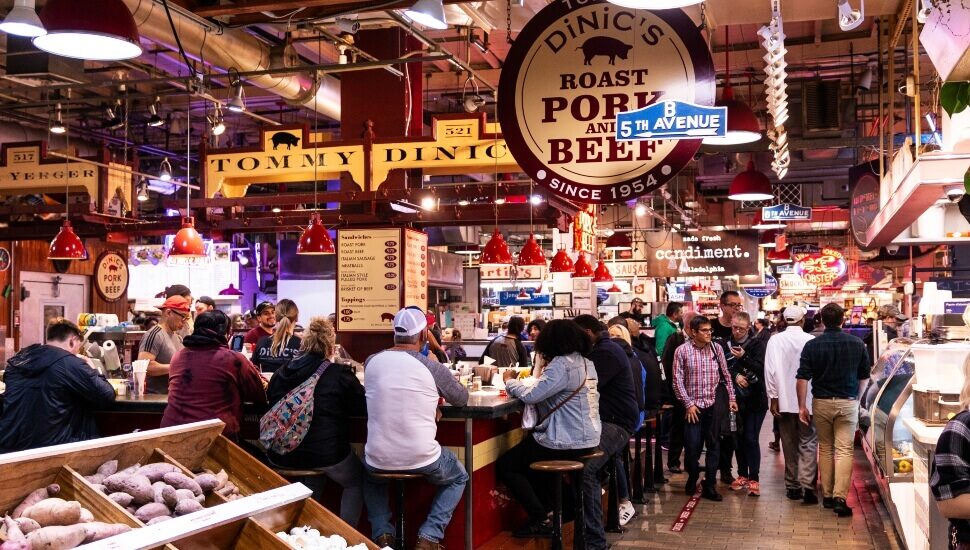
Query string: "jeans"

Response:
xmin=319 ymin=451 xmax=365 ymax=527
xmin=813 ymin=398 xmax=859 ymax=500
xmin=735 ymin=407 xmax=768 ymax=482
xmin=583 ymin=422 xmax=632 ymax=550
xmin=778 ymin=412 xmax=818 ymax=491
xmin=498 ymin=434 xmax=593 ymax=524
xmin=720 ymin=434 xmax=735 ymax=479
xmin=667 ymin=404 xmax=686 ymax=469
xmin=363 ymin=449 xmax=468 ymax=543
xmin=683 ymin=405 xmax=719 ymax=488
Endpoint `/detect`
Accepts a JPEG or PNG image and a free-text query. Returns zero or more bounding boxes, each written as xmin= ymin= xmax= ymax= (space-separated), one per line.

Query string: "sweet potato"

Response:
xmin=90 ymin=484 xmax=107 ymax=494
xmin=107 ymin=493 xmax=132 ymax=508
xmin=117 ymin=463 xmax=140 ymax=476
xmin=0 ymin=539 xmax=31 ymax=550
xmin=14 ymin=517 xmax=40 ymax=534
xmin=78 ymin=508 xmax=94 ymax=523
xmin=96 ymin=460 xmax=118 ymax=477
xmin=214 ymin=469 xmax=229 ymax=491
xmin=11 ymin=485 xmax=56 ymax=518
xmin=194 ymin=473 xmax=219 ymax=493
xmin=83 ymin=474 xmax=105 ymax=485
xmin=161 ymin=486 xmax=179 ymax=509
xmin=146 ymin=516 xmax=171 ymax=525
xmin=137 ymin=463 xmax=178 ymax=483
xmin=81 ymin=522 xmax=130 ymax=543
xmin=27 ymin=524 xmax=87 ymax=550
xmin=133 ymin=502 xmax=169 ymax=523
xmin=216 ymin=481 xmax=238 ymax=497
xmin=104 ymin=473 xmax=152 ymax=505
xmin=173 ymin=489 xmax=195 ymax=502
xmin=162 ymin=472 xmax=202 ymax=496
xmin=3 ymin=516 xmax=24 ymax=541
xmin=173 ymin=499 xmax=203 ymax=516
xmin=22 ymin=498 xmax=81 ymax=527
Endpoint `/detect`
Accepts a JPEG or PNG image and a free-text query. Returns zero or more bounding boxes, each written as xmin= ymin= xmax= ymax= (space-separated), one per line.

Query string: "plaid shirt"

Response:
xmin=931 ymin=410 xmax=970 ymax=543
xmin=672 ymin=341 xmax=735 ymax=409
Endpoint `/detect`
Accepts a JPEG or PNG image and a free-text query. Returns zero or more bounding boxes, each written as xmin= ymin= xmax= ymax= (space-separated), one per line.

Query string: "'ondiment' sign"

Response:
xmin=794 ymin=247 xmax=848 ymax=288
xmin=498 ymin=0 xmax=715 ymax=204
xmin=644 ymin=231 xmax=760 ymax=278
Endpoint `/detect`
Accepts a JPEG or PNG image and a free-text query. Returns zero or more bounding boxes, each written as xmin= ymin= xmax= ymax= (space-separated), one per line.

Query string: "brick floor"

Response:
xmin=483 ymin=421 xmax=905 ymax=549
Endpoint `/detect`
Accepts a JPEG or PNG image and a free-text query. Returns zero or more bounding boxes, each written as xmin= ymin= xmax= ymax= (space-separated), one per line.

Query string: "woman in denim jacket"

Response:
xmin=498 ymin=319 xmax=601 ymax=538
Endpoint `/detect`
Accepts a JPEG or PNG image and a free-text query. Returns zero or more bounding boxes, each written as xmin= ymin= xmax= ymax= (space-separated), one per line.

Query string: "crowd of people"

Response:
xmin=0 ymin=284 xmax=897 ymax=548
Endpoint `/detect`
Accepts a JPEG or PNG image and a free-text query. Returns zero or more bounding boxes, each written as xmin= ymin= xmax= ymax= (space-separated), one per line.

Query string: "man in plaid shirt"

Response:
xmin=674 ymin=315 xmax=738 ymax=501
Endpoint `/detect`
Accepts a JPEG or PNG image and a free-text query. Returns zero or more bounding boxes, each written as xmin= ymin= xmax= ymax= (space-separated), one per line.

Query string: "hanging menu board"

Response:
xmin=404 ymin=229 xmax=429 ymax=312
xmin=337 ymin=229 xmax=403 ymax=332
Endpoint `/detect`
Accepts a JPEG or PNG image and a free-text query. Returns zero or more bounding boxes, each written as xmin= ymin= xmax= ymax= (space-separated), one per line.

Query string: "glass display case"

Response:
xmin=862 ymin=340 xmax=917 ymax=481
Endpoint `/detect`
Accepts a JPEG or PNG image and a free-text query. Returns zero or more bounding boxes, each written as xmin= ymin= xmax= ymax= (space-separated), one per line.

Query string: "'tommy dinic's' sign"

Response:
xmin=762 ymin=203 xmax=812 ymax=221
xmin=498 ymin=0 xmax=715 ymax=204
xmin=616 ymin=100 xmax=726 ymax=141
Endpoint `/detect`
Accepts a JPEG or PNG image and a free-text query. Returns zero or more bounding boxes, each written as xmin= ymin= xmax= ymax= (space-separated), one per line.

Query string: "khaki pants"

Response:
xmin=812 ymin=398 xmax=859 ymax=500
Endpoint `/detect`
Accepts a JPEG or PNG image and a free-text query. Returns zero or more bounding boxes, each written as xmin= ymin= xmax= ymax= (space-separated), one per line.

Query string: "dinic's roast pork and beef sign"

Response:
xmin=498 ymin=0 xmax=715 ymax=204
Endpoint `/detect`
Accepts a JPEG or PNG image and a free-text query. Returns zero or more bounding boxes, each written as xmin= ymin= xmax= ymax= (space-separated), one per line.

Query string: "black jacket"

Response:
xmin=0 ymin=344 xmax=116 ymax=452
xmin=611 ymin=337 xmax=645 ymax=415
xmin=253 ymin=334 xmax=301 ymax=373
xmin=722 ymin=334 xmax=769 ymax=412
xmin=265 ymin=352 xmax=366 ymax=468
xmin=632 ymin=337 xmax=663 ymax=412
xmin=660 ymin=330 xmax=687 ymax=407
xmin=588 ymin=333 xmax=639 ymax=434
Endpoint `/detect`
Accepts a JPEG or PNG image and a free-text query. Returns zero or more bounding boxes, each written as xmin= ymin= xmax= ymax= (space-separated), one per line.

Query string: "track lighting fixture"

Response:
xmin=136 ymin=179 xmax=149 ymax=202
xmin=403 ymin=0 xmax=448 ymax=30
xmin=916 ymin=0 xmax=933 ymax=23
xmin=159 ymin=158 xmax=172 ymax=182
xmin=147 ymin=97 xmax=164 ymax=127
xmin=227 ymin=70 xmax=246 ymax=113
xmin=837 ymin=0 xmax=864 ymax=31
xmin=0 ymin=0 xmax=45 ymax=38
xmin=49 ymin=103 xmax=66 ymax=134
xmin=103 ymin=101 xmax=123 ymax=131
xmin=209 ymin=104 xmax=226 ymax=136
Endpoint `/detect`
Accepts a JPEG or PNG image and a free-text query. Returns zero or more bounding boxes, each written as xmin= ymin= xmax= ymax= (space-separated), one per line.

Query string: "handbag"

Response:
xmin=259 ymin=361 xmax=330 ymax=455
xmin=522 ymin=358 xmax=589 ymax=432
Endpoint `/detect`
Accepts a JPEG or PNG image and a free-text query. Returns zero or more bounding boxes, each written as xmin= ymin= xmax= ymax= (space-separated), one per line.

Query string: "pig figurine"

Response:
xmin=271 ymin=132 xmax=301 ymax=150
xmin=577 ymin=36 xmax=633 ymax=66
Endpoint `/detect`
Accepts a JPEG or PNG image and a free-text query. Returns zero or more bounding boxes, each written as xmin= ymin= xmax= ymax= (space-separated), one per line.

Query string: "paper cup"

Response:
xmin=132 ymin=359 xmax=149 ymax=373
xmin=133 ymin=370 xmax=146 ymax=396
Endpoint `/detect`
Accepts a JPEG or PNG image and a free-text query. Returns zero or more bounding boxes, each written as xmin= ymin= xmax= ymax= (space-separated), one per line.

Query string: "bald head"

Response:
xmin=682 ymin=310 xmax=697 ymax=337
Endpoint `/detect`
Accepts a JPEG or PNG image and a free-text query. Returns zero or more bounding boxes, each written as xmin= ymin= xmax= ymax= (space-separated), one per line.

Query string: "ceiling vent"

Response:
xmin=1 ymin=35 xmax=85 ymax=87
xmin=802 ymin=80 xmax=841 ymax=133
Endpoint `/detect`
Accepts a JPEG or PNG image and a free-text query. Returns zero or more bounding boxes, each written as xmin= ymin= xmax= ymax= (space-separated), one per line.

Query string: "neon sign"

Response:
xmin=573 ymin=205 xmax=597 ymax=254
xmin=794 ymin=247 xmax=847 ymax=288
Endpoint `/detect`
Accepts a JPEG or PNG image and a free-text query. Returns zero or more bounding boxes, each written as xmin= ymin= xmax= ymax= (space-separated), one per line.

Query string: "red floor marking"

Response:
xmin=670 ymin=491 xmax=701 ymax=532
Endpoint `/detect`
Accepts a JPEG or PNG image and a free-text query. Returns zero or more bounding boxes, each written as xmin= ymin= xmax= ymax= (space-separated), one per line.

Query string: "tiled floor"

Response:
xmin=484 ymin=422 xmax=904 ymax=549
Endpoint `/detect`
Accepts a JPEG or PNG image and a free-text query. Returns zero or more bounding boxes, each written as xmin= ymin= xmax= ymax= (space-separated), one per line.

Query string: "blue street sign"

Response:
xmin=498 ymin=290 xmax=552 ymax=307
xmin=616 ymin=100 xmax=726 ymax=141
xmin=743 ymin=275 xmax=778 ymax=299
xmin=763 ymin=203 xmax=812 ymax=221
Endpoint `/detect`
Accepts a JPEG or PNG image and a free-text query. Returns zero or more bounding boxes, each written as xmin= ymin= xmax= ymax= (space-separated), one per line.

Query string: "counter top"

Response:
xmin=903 ymin=417 xmax=947 ymax=446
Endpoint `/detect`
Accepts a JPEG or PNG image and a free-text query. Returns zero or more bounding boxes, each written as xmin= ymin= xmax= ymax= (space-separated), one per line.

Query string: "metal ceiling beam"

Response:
xmin=191 ymin=0 xmax=469 ymax=17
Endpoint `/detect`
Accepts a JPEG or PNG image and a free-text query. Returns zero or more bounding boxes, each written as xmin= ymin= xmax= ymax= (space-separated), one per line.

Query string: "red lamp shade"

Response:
xmin=516 ymin=288 xmax=531 ymax=300
xmin=729 ymin=161 xmax=774 ymax=202
xmin=703 ymin=86 xmax=762 ymax=146
xmin=592 ymin=260 xmax=613 ymax=283
xmin=517 ymin=234 xmax=547 ymax=267
xmin=48 ymin=220 xmax=87 ymax=260
xmin=33 ymin=0 xmax=142 ymax=61
xmin=169 ymin=217 xmax=206 ymax=257
xmin=604 ymin=231 xmax=632 ymax=251
xmin=297 ymin=213 xmax=335 ymax=255
xmin=480 ymin=228 xmax=513 ymax=267
xmin=572 ymin=252 xmax=594 ymax=278
xmin=606 ymin=283 xmax=623 ymax=294
xmin=768 ymin=247 xmax=792 ymax=264
xmin=759 ymin=230 xmax=780 ymax=248
xmin=550 ymin=249 xmax=574 ymax=273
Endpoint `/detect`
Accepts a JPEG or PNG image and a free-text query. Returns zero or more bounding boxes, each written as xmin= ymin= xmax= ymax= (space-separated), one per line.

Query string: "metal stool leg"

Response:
xmin=643 ymin=420 xmax=658 ymax=493
xmin=551 ymin=473 xmax=564 ymax=550
xmin=632 ymin=427 xmax=644 ymax=504
xmin=395 ymin=480 xmax=406 ymax=550
xmin=605 ymin=456 xmax=623 ymax=533
xmin=572 ymin=470 xmax=586 ymax=550
xmin=654 ymin=425 xmax=668 ymax=485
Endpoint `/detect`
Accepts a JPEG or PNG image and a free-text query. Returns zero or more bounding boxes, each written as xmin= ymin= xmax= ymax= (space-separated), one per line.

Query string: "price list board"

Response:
xmin=403 ymin=229 xmax=429 ymax=313
xmin=336 ymin=229 xmax=403 ymax=332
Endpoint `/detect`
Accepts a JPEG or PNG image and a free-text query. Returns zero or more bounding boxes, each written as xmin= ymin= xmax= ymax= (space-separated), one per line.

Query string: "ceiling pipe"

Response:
xmin=123 ymin=0 xmax=341 ymax=120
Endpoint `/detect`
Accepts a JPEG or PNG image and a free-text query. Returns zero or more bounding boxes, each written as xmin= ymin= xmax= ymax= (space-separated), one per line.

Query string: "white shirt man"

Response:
xmin=764 ymin=306 xmax=818 ymax=503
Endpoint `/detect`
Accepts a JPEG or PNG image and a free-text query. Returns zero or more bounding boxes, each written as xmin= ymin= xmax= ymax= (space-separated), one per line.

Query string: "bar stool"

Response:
xmin=576 ymin=449 xmax=605 ymax=549
xmin=530 ymin=460 xmax=584 ymax=550
xmin=268 ymin=465 xmax=328 ymax=501
xmin=604 ymin=454 xmax=622 ymax=533
xmin=369 ymin=471 xmax=424 ymax=550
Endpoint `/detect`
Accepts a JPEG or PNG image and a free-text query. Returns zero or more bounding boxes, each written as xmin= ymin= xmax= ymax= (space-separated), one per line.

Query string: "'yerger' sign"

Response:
xmin=498 ymin=0 xmax=715 ymax=204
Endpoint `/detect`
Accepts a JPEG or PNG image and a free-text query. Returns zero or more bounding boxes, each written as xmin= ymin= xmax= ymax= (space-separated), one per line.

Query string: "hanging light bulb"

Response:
xmin=49 ymin=103 xmax=66 ymax=134
xmin=227 ymin=74 xmax=246 ymax=113
xmin=549 ymin=249 xmax=574 ymax=273
xmin=147 ymin=97 xmax=164 ymax=127
xmin=136 ymin=179 xmax=149 ymax=202
xmin=592 ymin=259 xmax=614 ymax=283
xmin=480 ymin=228 xmax=513 ymax=267
xmin=517 ymin=234 xmax=547 ymax=267
xmin=573 ymin=252 xmax=594 ymax=278
xmin=296 ymin=212 xmax=336 ymax=254
xmin=33 ymin=0 xmax=142 ymax=60
xmin=158 ymin=158 xmax=172 ymax=181
xmin=209 ymin=103 xmax=226 ymax=136
xmin=0 ymin=0 xmax=45 ymax=37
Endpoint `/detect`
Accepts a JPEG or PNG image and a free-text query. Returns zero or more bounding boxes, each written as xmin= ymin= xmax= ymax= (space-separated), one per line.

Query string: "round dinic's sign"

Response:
xmin=499 ymin=0 xmax=715 ymax=204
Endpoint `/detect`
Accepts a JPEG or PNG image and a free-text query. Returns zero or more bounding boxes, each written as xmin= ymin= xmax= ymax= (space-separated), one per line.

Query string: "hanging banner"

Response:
xmin=573 ymin=205 xmax=597 ymax=253
xmin=644 ymin=231 xmax=761 ymax=278
xmin=762 ymin=203 xmax=812 ymax=221
xmin=498 ymin=0 xmax=716 ymax=204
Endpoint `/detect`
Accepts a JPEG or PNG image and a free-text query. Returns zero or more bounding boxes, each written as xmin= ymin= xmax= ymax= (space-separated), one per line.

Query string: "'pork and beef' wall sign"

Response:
xmin=498 ymin=0 xmax=715 ymax=204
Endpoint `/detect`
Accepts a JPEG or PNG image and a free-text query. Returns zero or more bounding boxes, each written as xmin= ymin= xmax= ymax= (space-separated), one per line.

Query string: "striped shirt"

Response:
xmin=931 ymin=410 xmax=970 ymax=543
xmin=672 ymin=340 xmax=735 ymax=409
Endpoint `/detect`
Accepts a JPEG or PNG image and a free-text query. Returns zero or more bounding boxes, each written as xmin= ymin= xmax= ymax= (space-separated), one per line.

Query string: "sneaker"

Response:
xmin=701 ymin=486 xmax=723 ymax=501
xmin=618 ymin=500 xmax=637 ymax=527
xmin=833 ymin=498 xmax=853 ymax=517
xmin=785 ymin=488 xmax=803 ymax=500
xmin=747 ymin=481 xmax=760 ymax=497
xmin=375 ymin=534 xmax=395 ymax=548
xmin=822 ymin=497 xmax=835 ymax=509
xmin=415 ymin=537 xmax=444 ymax=550
xmin=802 ymin=490 xmax=819 ymax=505
xmin=729 ymin=476 xmax=749 ymax=491
xmin=512 ymin=520 xmax=553 ymax=538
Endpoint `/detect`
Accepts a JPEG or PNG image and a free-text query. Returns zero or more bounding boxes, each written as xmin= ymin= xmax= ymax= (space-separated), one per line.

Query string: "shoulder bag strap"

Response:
xmin=711 ymin=344 xmax=733 ymax=388
xmin=536 ymin=358 xmax=589 ymax=427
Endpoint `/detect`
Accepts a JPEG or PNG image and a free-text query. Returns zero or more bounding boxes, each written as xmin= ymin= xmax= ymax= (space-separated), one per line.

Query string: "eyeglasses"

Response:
xmin=732 ymin=325 xmax=750 ymax=331
xmin=697 ymin=328 xmax=713 ymax=333
xmin=724 ymin=303 xmax=743 ymax=309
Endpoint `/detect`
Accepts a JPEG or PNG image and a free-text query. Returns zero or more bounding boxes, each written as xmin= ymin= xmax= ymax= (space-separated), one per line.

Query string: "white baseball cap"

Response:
xmin=393 ymin=307 xmax=427 ymax=337
xmin=783 ymin=305 xmax=806 ymax=323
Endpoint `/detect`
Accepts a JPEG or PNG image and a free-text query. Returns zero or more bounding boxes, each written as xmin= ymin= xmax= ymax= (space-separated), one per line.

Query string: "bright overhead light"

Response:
xmin=530 ymin=194 xmax=543 ymax=205
xmin=458 ymin=199 xmax=470 ymax=206
xmin=420 ymin=195 xmax=437 ymax=211
xmin=403 ymin=0 xmax=448 ymax=30
xmin=227 ymin=78 xmax=246 ymax=113
xmin=136 ymin=180 xmax=149 ymax=202
xmin=33 ymin=0 xmax=143 ymax=61
xmin=103 ymin=101 xmax=123 ymax=131
xmin=0 ymin=0 xmax=45 ymax=38
xmin=605 ymin=0 xmax=704 ymax=7
xmin=494 ymin=197 xmax=506 ymax=205
xmin=147 ymin=97 xmax=164 ymax=128
xmin=271 ymin=207 xmax=282 ymax=213
xmin=159 ymin=158 xmax=173 ymax=182
xmin=838 ymin=0 xmax=864 ymax=31
xmin=209 ymin=104 xmax=226 ymax=136
xmin=635 ymin=204 xmax=647 ymax=217
xmin=49 ymin=103 xmax=66 ymax=134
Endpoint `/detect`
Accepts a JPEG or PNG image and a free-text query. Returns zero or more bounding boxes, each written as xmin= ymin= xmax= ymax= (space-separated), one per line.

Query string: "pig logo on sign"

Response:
xmin=577 ymin=37 xmax=633 ymax=66
xmin=270 ymin=132 xmax=300 ymax=150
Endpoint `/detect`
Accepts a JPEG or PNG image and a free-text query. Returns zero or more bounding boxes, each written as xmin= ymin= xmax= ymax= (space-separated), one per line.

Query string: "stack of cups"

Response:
xmin=132 ymin=359 xmax=149 ymax=396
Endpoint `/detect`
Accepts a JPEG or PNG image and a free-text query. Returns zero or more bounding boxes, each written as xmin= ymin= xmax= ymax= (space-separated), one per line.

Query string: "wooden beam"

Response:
xmin=191 ymin=0 xmax=469 ymax=17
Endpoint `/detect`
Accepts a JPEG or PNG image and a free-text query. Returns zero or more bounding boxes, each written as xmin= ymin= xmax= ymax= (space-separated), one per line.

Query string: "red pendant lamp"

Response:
xmin=703 ymin=27 xmax=762 ymax=146
xmin=768 ymin=247 xmax=792 ymax=264
xmin=550 ymin=249 xmax=574 ymax=273
xmin=33 ymin=0 xmax=142 ymax=61
xmin=729 ymin=160 xmax=774 ymax=201
xmin=517 ymin=234 xmax=547 ymax=267
xmin=592 ymin=259 xmax=614 ymax=283
xmin=573 ymin=252 xmax=594 ymax=278
xmin=606 ymin=283 xmax=623 ymax=294
xmin=480 ymin=228 xmax=513 ymax=267
xmin=171 ymin=217 xmax=206 ymax=257
xmin=297 ymin=212 xmax=335 ymax=254
xmin=516 ymin=288 xmax=531 ymax=300
xmin=48 ymin=220 xmax=87 ymax=260
xmin=604 ymin=231 xmax=633 ymax=251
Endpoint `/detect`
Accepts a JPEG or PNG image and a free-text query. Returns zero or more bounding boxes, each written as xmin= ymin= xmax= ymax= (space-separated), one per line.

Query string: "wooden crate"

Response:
xmin=0 ymin=420 xmax=377 ymax=550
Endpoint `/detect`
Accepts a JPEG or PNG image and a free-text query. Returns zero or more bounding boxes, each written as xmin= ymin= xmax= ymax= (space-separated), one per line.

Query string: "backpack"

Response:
xmin=259 ymin=362 xmax=329 ymax=455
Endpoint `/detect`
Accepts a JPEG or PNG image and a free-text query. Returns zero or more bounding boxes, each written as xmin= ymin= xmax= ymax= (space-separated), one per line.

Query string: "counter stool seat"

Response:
xmin=368 ymin=471 xmax=427 ymax=550
xmin=270 ymin=467 xmax=327 ymax=479
xmin=578 ymin=449 xmax=605 ymax=462
xmin=530 ymin=460 xmax=584 ymax=473
xmin=529 ymin=460 xmax=584 ymax=550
